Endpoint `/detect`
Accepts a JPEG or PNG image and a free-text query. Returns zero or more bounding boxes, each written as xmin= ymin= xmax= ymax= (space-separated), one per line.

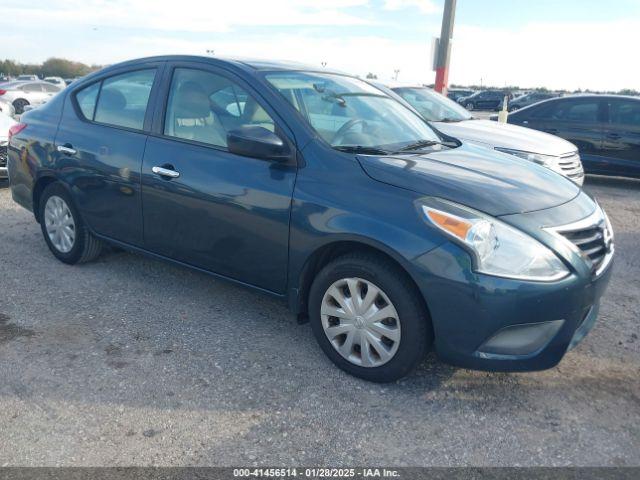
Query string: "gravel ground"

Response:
xmin=0 ymin=176 xmax=638 ymax=467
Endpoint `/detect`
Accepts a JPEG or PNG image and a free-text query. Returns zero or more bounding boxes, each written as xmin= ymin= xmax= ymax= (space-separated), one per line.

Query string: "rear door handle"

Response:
xmin=152 ymin=165 xmax=180 ymax=178
xmin=57 ymin=144 xmax=77 ymax=155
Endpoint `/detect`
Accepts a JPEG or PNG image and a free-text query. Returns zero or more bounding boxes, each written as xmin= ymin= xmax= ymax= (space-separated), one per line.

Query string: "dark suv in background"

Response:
xmin=458 ymin=90 xmax=510 ymax=111
xmin=505 ymin=95 xmax=640 ymax=178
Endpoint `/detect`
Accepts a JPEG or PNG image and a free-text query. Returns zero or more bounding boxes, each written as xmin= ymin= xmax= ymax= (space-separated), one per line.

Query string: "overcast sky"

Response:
xmin=2 ymin=0 xmax=640 ymax=90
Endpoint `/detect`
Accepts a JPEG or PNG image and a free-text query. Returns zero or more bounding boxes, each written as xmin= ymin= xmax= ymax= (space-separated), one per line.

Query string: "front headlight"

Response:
xmin=419 ymin=198 xmax=569 ymax=282
xmin=495 ymin=147 xmax=556 ymax=167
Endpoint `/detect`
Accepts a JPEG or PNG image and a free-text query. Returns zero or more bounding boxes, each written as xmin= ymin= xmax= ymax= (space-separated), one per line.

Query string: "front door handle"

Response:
xmin=152 ymin=165 xmax=180 ymax=179
xmin=606 ymin=133 xmax=621 ymax=140
xmin=57 ymin=144 xmax=77 ymax=155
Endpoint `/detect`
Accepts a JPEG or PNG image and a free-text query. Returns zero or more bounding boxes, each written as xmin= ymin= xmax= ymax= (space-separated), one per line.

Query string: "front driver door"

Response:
xmin=141 ymin=64 xmax=297 ymax=293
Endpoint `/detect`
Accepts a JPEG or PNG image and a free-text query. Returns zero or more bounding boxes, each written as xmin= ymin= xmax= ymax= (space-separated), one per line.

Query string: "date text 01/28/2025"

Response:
xmin=233 ymin=468 xmax=400 ymax=477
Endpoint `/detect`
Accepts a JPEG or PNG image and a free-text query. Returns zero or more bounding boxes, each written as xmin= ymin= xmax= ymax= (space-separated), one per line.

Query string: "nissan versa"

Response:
xmin=7 ymin=56 xmax=614 ymax=382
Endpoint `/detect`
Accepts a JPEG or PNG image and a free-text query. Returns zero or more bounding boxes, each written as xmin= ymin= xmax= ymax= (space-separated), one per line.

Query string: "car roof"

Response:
xmin=94 ymin=55 xmax=346 ymax=76
xmin=537 ymin=94 xmax=640 ymax=102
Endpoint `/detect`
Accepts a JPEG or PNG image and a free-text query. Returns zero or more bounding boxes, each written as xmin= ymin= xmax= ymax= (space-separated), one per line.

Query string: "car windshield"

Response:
xmin=266 ymin=71 xmax=442 ymax=152
xmin=393 ymin=87 xmax=472 ymax=122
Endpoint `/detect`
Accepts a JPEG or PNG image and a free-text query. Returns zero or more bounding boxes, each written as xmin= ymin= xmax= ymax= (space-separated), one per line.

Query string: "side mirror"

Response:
xmin=227 ymin=126 xmax=292 ymax=162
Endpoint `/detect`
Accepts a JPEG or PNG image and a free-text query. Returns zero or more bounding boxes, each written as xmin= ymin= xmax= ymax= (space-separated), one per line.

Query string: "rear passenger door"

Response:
xmin=54 ymin=64 xmax=163 ymax=246
xmin=601 ymin=98 xmax=640 ymax=177
xmin=140 ymin=63 xmax=297 ymax=293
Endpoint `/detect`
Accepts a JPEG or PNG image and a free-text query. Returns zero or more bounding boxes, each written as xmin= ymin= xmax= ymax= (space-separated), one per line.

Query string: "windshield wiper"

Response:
xmin=334 ymin=145 xmax=390 ymax=155
xmin=391 ymin=138 xmax=459 ymax=154
xmin=393 ymin=140 xmax=440 ymax=152
xmin=438 ymin=117 xmax=464 ymax=123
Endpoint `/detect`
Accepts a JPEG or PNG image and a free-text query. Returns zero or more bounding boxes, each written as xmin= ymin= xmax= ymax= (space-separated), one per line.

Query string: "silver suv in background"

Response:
xmin=379 ymin=82 xmax=585 ymax=185
xmin=0 ymin=81 xmax=63 ymax=114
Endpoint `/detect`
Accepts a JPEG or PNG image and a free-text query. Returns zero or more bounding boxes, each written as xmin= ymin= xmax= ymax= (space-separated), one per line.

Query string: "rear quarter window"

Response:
xmin=75 ymin=82 xmax=101 ymax=120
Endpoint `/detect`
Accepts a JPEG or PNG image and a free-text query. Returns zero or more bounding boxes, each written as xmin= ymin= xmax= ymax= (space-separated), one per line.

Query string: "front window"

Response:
xmin=266 ymin=71 xmax=441 ymax=152
xmin=394 ymin=87 xmax=472 ymax=122
xmin=163 ymin=68 xmax=275 ymax=148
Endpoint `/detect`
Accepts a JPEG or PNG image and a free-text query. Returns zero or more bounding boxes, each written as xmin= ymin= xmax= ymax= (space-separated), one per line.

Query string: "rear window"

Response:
xmin=74 ymin=69 xmax=156 ymax=130
xmin=76 ymin=82 xmax=100 ymax=120
xmin=23 ymin=83 xmax=43 ymax=92
xmin=42 ymin=83 xmax=60 ymax=93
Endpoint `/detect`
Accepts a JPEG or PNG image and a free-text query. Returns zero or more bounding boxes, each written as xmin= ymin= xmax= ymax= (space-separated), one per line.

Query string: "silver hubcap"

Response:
xmin=321 ymin=277 xmax=401 ymax=368
xmin=44 ymin=196 xmax=76 ymax=253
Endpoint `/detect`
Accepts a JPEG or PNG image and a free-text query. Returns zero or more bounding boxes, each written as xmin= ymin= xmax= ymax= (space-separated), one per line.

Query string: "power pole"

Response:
xmin=434 ymin=0 xmax=456 ymax=94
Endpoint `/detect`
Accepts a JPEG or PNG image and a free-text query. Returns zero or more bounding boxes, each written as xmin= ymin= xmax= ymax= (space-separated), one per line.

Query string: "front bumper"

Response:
xmin=412 ymin=241 xmax=612 ymax=372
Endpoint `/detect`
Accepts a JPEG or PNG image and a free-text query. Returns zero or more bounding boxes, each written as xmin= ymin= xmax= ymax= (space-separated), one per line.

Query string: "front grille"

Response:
xmin=0 ymin=144 xmax=7 ymax=168
xmin=561 ymin=226 xmax=608 ymax=269
xmin=550 ymin=208 xmax=614 ymax=275
xmin=557 ymin=152 xmax=584 ymax=179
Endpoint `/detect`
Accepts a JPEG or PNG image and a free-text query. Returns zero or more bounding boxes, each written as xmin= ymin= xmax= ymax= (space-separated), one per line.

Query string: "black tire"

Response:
xmin=39 ymin=182 xmax=103 ymax=264
xmin=308 ymin=252 xmax=432 ymax=382
xmin=13 ymin=98 xmax=29 ymax=115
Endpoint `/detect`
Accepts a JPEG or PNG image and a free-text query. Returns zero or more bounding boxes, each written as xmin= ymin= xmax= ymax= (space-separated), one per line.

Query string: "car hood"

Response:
xmin=357 ymin=143 xmax=580 ymax=217
xmin=433 ymin=119 xmax=576 ymax=157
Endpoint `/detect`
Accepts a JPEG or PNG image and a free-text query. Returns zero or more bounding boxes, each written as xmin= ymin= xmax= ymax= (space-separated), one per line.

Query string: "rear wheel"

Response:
xmin=13 ymin=98 xmax=29 ymax=115
xmin=39 ymin=183 xmax=103 ymax=264
xmin=308 ymin=252 xmax=432 ymax=382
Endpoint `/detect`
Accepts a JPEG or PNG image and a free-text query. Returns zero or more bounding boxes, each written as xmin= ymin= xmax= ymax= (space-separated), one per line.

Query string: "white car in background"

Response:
xmin=377 ymin=82 xmax=585 ymax=185
xmin=0 ymin=80 xmax=63 ymax=114
xmin=0 ymin=111 xmax=18 ymax=179
xmin=44 ymin=76 xmax=67 ymax=87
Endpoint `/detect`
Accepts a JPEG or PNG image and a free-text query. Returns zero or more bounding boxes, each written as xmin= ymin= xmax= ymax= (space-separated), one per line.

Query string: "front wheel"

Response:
xmin=39 ymin=182 xmax=103 ymax=264
xmin=308 ymin=253 xmax=432 ymax=382
xmin=465 ymin=102 xmax=474 ymax=111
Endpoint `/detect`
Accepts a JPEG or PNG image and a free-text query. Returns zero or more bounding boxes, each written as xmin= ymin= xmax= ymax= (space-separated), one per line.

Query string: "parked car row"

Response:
xmin=446 ymin=88 xmax=475 ymax=102
xmin=6 ymin=55 xmax=614 ymax=382
xmin=456 ymin=90 xmax=512 ymax=111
